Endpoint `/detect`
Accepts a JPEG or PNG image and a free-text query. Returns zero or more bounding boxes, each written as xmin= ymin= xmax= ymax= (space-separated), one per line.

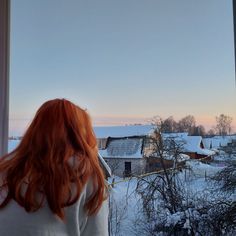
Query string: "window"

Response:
xmin=124 ymin=161 xmax=132 ymax=177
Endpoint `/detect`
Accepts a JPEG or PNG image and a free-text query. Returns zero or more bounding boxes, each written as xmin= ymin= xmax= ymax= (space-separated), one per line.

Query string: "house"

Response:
xmin=99 ymin=136 xmax=146 ymax=177
xmin=181 ymin=136 xmax=215 ymax=160
xmin=202 ymin=136 xmax=233 ymax=150
xmin=94 ymin=125 xmax=154 ymax=149
xmin=95 ymin=125 xmax=216 ymax=177
xmin=146 ymin=153 xmax=190 ymax=172
xmin=203 ymin=135 xmax=236 ymax=154
xmin=145 ymin=133 xmax=214 ymax=170
xmin=95 ymin=126 xmax=213 ymax=177
xmin=162 ymin=133 xmax=215 ymax=159
xmin=94 ymin=125 xmax=154 ymax=177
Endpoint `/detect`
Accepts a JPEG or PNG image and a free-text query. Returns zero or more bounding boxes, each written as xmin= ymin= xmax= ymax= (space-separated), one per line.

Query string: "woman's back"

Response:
xmin=0 ymin=180 xmax=108 ymax=236
xmin=0 ymin=99 xmax=109 ymax=236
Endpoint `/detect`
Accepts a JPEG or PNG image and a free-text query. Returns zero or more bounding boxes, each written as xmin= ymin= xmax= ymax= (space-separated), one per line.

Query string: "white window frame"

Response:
xmin=0 ymin=0 xmax=10 ymax=156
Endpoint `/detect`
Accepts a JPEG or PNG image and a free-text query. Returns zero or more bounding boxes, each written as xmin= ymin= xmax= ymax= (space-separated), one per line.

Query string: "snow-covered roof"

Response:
xmin=183 ymin=136 xmax=202 ymax=153
xmin=94 ymin=125 xmax=154 ymax=139
xmin=203 ymin=136 xmax=233 ymax=149
xmin=163 ymin=135 xmax=215 ymax=156
xmin=178 ymin=153 xmax=191 ymax=161
xmin=162 ymin=152 xmax=190 ymax=161
xmin=99 ymin=137 xmax=143 ymax=159
xmin=202 ymin=138 xmax=212 ymax=149
xmin=183 ymin=136 xmax=214 ymax=156
xmin=162 ymin=132 xmax=188 ymax=139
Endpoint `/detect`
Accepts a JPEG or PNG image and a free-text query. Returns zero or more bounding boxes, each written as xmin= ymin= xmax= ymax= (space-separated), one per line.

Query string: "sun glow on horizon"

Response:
xmin=9 ymin=114 xmax=236 ymax=136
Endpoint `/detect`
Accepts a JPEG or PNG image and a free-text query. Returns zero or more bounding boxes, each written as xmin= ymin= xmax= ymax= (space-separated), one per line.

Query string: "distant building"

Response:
xmin=94 ymin=125 xmax=153 ymax=177
xmin=203 ymin=135 xmax=236 ymax=149
xmin=95 ymin=125 xmax=214 ymax=177
xmin=203 ymin=135 xmax=236 ymax=154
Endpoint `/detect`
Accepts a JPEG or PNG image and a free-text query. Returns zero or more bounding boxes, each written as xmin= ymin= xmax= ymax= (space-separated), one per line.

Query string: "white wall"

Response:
xmin=104 ymin=157 xmax=146 ymax=177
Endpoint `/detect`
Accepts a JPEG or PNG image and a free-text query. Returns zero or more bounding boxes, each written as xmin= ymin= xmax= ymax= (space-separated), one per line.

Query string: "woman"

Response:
xmin=0 ymin=99 xmax=108 ymax=236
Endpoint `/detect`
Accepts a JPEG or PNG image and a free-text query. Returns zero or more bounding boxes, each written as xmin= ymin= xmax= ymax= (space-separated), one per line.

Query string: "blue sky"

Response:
xmin=10 ymin=0 xmax=236 ymax=135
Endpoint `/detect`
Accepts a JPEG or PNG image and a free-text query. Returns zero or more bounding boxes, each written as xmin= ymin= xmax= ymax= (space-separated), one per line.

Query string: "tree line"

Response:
xmin=154 ymin=114 xmax=233 ymax=136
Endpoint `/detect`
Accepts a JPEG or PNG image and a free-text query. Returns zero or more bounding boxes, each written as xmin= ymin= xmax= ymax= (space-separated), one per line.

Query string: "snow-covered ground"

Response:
xmin=108 ymin=158 xmax=235 ymax=236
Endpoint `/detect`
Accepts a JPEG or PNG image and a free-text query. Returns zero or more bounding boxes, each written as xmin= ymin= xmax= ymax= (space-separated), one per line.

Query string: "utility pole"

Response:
xmin=0 ymin=0 xmax=10 ymax=156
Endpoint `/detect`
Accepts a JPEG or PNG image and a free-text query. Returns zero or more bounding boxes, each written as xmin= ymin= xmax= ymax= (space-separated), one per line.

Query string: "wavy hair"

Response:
xmin=0 ymin=99 xmax=107 ymax=220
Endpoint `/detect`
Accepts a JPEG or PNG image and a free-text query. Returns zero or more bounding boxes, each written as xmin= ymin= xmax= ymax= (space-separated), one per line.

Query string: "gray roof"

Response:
xmin=99 ymin=137 xmax=143 ymax=158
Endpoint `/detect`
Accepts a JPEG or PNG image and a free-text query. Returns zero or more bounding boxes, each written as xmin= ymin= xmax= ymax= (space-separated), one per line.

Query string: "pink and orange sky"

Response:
xmin=9 ymin=0 xmax=236 ymax=135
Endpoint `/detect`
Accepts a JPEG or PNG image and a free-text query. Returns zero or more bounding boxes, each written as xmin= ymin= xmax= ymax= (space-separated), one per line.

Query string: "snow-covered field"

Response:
xmin=108 ymin=158 xmax=236 ymax=236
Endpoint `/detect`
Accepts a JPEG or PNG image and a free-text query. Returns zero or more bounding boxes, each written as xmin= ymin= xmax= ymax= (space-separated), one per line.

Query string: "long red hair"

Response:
xmin=0 ymin=99 xmax=107 ymax=220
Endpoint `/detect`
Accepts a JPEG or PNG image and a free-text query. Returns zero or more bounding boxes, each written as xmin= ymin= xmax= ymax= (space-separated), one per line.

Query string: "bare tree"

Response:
xmin=162 ymin=116 xmax=178 ymax=133
xmin=136 ymin=117 xmax=187 ymax=235
xmin=207 ymin=128 xmax=215 ymax=137
xmin=191 ymin=125 xmax=206 ymax=136
xmin=213 ymin=162 xmax=236 ymax=192
xmin=177 ymin=115 xmax=196 ymax=134
xmin=134 ymin=118 xmax=236 ymax=235
xmin=215 ymin=114 xmax=233 ymax=136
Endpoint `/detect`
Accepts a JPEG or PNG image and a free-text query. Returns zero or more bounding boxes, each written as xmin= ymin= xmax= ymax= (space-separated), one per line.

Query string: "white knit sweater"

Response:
xmin=0 ymin=181 xmax=109 ymax=236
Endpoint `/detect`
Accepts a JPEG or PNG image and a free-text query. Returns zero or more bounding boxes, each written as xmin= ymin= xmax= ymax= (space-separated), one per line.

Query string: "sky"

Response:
xmin=9 ymin=0 xmax=236 ymax=135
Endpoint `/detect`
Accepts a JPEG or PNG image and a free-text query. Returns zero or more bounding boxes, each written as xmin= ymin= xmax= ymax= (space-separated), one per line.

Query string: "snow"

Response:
xmin=162 ymin=132 xmax=188 ymax=139
xmin=186 ymin=159 xmax=224 ymax=177
xmin=108 ymin=176 xmax=139 ymax=234
xmin=178 ymin=153 xmax=190 ymax=161
xmin=213 ymin=153 xmax=236 ymax=162
xmin=203 ymin=136 xmax=235 ymax=149
xmin=164 ymin=134 xmax=215 ymax=156
xmin=107 ymin=158 xmax=230 ymax=235
xmin=162 ymin=152 xmax=190 ymax=161
xmin=182 ymin=136 xmax=214 ymax=156
xmin=166 ymin=211 xmax=184 ymax=227
xmin=99 ymin=138 xmax=143 ymax=159
xmin=94 ymin=125 xmax=154 ymax=138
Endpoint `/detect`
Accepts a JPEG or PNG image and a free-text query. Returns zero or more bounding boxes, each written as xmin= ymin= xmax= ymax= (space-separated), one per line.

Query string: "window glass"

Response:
xmin=10 ymin=0 xmax=235 ymax=136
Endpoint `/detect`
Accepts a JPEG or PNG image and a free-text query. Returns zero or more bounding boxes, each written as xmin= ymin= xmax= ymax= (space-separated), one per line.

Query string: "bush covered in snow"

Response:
xmin=108 ymin=159 xmax=236 ymax=236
